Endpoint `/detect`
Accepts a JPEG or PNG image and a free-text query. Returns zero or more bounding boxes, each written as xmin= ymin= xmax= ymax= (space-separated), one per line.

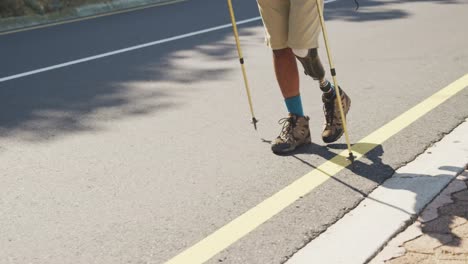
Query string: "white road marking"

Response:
xmin=0 ymin=0 xmax=338 ymax=83
xmin=0 ymin=17 xmax=260 ymax=83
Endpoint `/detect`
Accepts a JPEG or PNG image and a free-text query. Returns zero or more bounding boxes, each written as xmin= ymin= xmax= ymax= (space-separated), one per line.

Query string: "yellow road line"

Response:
xmin=0 ymin=0 xmax=187 ymax=36
xmin=164 ymin=74 xmax=468 ymax=264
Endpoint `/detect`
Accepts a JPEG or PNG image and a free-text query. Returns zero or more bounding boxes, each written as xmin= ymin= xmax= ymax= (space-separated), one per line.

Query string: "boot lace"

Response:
xmin=278 ymin=116 xmax=295 ymax=141
xmin=323 ymin=99 xmax=335 ymax=126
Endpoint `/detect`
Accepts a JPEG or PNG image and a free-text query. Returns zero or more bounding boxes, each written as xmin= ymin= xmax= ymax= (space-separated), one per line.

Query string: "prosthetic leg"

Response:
xmin=293 ymin=4 xmax=355 ymax=163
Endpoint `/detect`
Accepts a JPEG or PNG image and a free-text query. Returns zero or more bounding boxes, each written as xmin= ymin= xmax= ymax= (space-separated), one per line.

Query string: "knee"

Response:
xmin=292 ymin=48 xmax=309 ymax=58
xmin=295 ymin=48 xmax=324 ymax=80
xmin=293 ymin=48 xmax=318 ymax=59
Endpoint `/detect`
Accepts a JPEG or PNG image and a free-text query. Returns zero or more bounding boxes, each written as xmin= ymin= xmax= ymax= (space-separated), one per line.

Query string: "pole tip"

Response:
xmin=347 ymin=152 xmax=356 ymax=170
xmin=252 ymin=117 xmax=259 ymax=130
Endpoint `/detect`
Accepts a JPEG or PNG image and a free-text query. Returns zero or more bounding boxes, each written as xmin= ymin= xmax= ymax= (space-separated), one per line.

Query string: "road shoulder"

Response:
xmin=0 ymin=0 xmax=184 ymax=35
xmin=286 ymin=119 xmax=468 ymax=264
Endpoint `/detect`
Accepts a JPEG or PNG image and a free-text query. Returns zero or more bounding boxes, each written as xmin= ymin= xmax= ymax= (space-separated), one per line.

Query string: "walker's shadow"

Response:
xmin=291 ymin=142 xmax=394 ymax=185
xmin=286 ymin=142 xmax=466 ymax=248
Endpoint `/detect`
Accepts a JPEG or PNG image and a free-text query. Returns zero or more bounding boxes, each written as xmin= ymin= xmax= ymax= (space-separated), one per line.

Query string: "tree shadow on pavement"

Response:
xmin=415 ymin=172 xmax=468 ymax=249
xmin=386 ymin=176 xmax=468 ymax=264
xmin=1 ymin=0 xmax=465 ymax=142
xmin=0 ymin=8 xmax=261 ymax=142
xmin=325 ymin=0 xmax=464 ymax=22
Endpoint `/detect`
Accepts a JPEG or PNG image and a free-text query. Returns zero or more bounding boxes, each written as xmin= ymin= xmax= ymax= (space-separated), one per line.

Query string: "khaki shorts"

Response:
xmin=257 ymin=0 xmax=323 ymax=50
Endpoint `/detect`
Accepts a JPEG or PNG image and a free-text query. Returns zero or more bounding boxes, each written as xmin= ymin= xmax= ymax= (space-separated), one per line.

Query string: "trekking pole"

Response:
xmin=227 ymin=0 xmax=259 ymax=130
xmin=315 ymin=0 xmax=355 ymax=163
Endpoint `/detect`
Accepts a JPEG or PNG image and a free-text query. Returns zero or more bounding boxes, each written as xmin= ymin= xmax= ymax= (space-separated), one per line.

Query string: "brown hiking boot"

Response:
xmin=322 ymin=87 xmax=351 ymax=143
xmin=271 ymin=114 xmax=311 ymax=154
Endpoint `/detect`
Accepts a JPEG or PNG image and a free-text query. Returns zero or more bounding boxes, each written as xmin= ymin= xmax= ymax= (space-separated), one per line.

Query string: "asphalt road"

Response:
xmin=1 ymin=0 xmax=468 ymax=263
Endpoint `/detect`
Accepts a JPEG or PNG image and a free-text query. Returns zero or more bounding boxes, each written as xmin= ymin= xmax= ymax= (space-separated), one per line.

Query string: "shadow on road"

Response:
xmin=0 ymin=0 xmax=465 ymax=142
xmin=0 ymin=0 xmax=261 ymax=142
xmin=325 ymin=0 xmax=464 ymax=22
xmin=286 ymin=142 xmax=466 ymax=247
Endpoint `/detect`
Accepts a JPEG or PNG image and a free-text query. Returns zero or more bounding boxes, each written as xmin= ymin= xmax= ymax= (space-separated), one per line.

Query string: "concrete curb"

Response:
xmin=286 ymin=119 xmax=468 ymax=264
xmin=0 ymin=0 xmax=185 ymax=35
xmin=370 ymin=172 xmax=468 ymax=263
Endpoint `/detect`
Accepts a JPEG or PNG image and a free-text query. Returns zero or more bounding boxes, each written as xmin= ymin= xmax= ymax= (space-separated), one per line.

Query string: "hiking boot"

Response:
xmin=271 ymin=113 xmax=311 ymax=154
xmin=322 ymin=87 xmax=351 ymax=143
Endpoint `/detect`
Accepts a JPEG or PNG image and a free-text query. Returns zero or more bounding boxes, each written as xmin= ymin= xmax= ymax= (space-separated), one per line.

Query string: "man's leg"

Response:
xmin=293 ymin=48 xmax=334 ymax=99
xmin=273 ymin=48 xmax=299 ymax=99
xmin=273 ymin=48 xmax=304 ymax=117
xmin=288 ymin=0 xmax=351 ymax=144
xmin=270 ymin=47 xmax=310 ymax=154
xmin=294 ymin=48 xmax=351 ymax=143
xmin=258 ymin=0 xmax=311 ymax=154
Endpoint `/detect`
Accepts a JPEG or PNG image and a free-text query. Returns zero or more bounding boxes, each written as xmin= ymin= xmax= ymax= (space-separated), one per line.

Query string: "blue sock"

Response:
xmin=285 ymin=95 xmax=304 ymax=116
